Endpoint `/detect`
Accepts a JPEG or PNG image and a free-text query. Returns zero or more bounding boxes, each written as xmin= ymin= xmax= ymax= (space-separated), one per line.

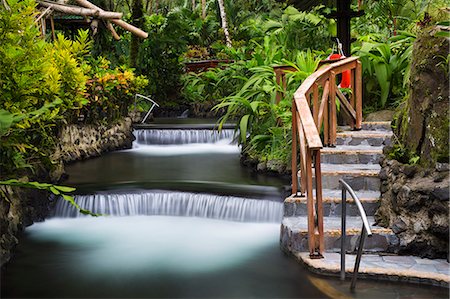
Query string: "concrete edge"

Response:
xmin=290 ymin=251 xmax=450 ymax=288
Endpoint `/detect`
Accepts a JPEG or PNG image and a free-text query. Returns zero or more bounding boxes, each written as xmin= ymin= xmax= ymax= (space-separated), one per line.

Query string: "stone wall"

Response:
xmin=1 ymin=117 xmax=134 ymax=267
xmin=376 ymin=28 xmax=449 ymax=259
xmin=376 ymin=158 xmax=449 ymax=258
xmin=57 ymin=117 xmax=134 ymax=163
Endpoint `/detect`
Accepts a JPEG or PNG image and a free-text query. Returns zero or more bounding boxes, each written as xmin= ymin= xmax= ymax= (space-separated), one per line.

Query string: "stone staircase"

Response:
xmin=281 ymin=121 xmax=400 ymax=254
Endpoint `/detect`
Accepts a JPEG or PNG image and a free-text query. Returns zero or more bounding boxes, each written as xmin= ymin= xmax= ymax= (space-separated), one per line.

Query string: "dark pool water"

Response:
xmin=2 ymin=126 xmax=449 ymax=299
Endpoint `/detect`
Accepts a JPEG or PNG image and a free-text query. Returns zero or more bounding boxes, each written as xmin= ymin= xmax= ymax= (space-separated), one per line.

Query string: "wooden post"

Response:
xmin=291 ymin=102 xmax=298 ymax=196
xmin=305 ymin=149 xmax=315 ymax=257
xmin=312 ymin=83 xmax=319 ymax=126
xmin=324 ymin=82 xmax=329 ymax=146
xmin=349 ymin=68 xmax=355 ymax=129
xmin=314 ymin=150 xmax=324 ymax=255
xmin=50 ymin=15 xmax=56 ymax=41
xmin=355 ymin=61 xmax=363 ymax=130
xmin=329 ymin=71 xmax=337 ymax=146
xmin=275 ymin=69 xmax=282 ymax=105
xmin=298 ymin=116 xmax=307 ymax=196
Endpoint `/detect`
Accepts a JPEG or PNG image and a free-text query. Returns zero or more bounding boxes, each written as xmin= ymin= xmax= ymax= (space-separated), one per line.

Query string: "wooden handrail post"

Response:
xmin=350 ymin=68 xmax=356 ymax=129
xmin=305 ymin=149 xmax=316 ymax=257
xmin=355 ymin=61 xmax=363 ymax=130
xmin=312 ymin=83 xmax=319 ymax=126
xmin=329 ymin=72 xmax=337 ymax=146
xmin=275 ymin=69 xmax=282 ymax=105
xmin=314 ymin=150 xmax=324 ymax=254
xmin=291 ymin=101 xmax=298 ymax=196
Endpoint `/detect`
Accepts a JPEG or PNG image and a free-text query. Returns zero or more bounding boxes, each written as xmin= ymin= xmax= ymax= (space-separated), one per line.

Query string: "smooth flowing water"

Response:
xmin=2 ymin=122 xmax=448 ymax=298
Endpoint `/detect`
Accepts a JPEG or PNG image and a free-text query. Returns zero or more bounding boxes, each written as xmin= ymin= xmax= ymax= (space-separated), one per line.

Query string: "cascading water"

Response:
xmin=53 ymin=191 xmax=283 ymax=222
xmin=133 ymin=129 xmax=235 ymax=145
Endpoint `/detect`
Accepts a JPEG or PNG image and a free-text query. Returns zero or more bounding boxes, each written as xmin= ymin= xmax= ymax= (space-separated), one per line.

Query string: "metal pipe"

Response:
xmin=339 ymin=179 xmax=372 ymax=236
xmin=339 ymin=179 xmax=373 ymax=291
xmin=351 ymin=224 xmax=367 ymax=290
xmin=340 ymin=187 xmax=347 ymax=281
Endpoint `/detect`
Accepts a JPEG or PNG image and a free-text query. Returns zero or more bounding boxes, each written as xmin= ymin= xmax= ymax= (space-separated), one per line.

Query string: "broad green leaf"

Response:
xmin=239 ymin=114 xmax=250 ymax=143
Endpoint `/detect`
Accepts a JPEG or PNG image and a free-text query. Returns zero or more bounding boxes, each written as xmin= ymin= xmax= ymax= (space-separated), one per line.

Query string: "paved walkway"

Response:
xmin=294 ymin=252 xmax=450 ymax=287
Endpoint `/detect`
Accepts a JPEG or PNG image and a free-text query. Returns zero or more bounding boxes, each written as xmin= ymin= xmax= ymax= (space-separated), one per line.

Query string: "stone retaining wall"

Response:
xmin=1 ymin=117 xmax=134 ymax=267
xmin=375 ymin=158 xmax=449 ymax=259
xmin=57 ymin=117 xmax=134 ymax=163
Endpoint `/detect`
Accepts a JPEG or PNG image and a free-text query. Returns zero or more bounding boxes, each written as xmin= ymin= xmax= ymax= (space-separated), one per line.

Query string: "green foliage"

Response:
xmin=0 ymin=0 xmax=146 ymax=177
xmin=137 ymin=11 xmax=190 ymax=103
xmin=354 ymin=32 xmax=415 ymax=108
xmin=0 ymin=179 xmax=100 ymax=216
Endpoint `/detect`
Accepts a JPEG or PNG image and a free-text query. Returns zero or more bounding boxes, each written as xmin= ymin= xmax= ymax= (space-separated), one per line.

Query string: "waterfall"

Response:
xmin=53 ymin=191 xmax=283 ymax=223
xmin=133 ymin=129 xmax=235 ymax=145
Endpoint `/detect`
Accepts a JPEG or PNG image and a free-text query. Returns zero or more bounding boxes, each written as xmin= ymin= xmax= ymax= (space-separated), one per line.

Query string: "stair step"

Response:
xmin=336 ymin=130 xmax=392 ymax=146
xmin=339 ymin=121 xmax=392 ymax=132
xmin=284 ymin=190 xmax=380 ymax=217
xmin=321 ymin=146 xmax=383 ymax=164
xmin=301 ymin=164 xmax=381 ymax=191
xmin=280 ymin=216 xmax=398 ymax=253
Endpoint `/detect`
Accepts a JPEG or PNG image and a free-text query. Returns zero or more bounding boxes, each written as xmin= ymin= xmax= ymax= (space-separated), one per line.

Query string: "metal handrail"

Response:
xmin=134 ymin=94 xmax=159 ymax=124
xmin=339 ymin=179 xmax=373 ymax=291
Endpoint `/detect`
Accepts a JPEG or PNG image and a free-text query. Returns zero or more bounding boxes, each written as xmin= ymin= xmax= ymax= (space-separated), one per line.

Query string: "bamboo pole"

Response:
xmin=50 ymin=15 xmax=56 ymax=40
xmin=74 ymin=0 xmax=148 ymax=38
xmin=38 ymin=1 xmax=123 ymax=19
xmin=106 ymin=21 xmax=121 ymax=40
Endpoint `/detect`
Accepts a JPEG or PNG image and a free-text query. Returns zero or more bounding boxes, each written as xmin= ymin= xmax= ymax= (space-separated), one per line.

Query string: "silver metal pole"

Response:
xmin=340 ymin=187 xmax=347 ymax=281
xmin=350 ymin=224 xmax=366 ymax=291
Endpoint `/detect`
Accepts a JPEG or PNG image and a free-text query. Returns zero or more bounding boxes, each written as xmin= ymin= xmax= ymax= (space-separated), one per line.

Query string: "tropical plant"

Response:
xmin=354 ymin=32 xmax=415 ymax=108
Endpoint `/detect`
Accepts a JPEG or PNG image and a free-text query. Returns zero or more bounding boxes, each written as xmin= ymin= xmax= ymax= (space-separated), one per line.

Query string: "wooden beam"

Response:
xmin=318 ymin=81 xmax=329 ymax=130
xmin=38 ymin=1 xmax=123 ymax=19
xmin=293 ymin=95 xmax=323 ymax=150
xmin=336 ymin=87 xmax=356 ymax=120
xmin=74 ymin=0 xmax=148 ymax=38
xmin=106 ymin=21 xmax=121 ymax=40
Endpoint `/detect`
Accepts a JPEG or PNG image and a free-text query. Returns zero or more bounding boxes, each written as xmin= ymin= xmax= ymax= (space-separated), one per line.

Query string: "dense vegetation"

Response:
xmin=0 ymin=0 xmax=147 ymax=179
xmin=1 ymin=0 xmax=448 ymax=181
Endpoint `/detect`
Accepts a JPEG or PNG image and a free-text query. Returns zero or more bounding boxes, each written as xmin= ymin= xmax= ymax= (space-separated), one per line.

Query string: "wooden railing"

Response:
xmin=288 ymin=57 xmax=362 ymax=258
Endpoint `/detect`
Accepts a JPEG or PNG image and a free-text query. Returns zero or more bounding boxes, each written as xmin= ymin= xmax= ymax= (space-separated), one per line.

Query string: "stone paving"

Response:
xmin=294 ymin=252 xmax=450 ymax=287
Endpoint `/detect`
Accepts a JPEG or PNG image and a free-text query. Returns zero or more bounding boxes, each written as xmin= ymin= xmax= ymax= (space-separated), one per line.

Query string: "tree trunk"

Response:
xmin=201 ymin=0 xmax=205 ymax=19
xmin=130 ymin=0 xmax=144 ymax=68
xmin=217 ymin=0 xmax=231 ymax=47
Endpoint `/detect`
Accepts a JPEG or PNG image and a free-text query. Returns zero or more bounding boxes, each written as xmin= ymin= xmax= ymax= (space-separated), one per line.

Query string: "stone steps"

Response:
xmin=336 ymin=130 xmax=392 ymax=146
xmin=284 ymin=191 xmax=380 ymax=217
xmin=280 ymin=216 xmax=398 ymax=253
xmin=282 ymin=122 xmax=394 ymax=255
xmin=301 ymin=163 xmax=381 ymax=191
xmin=321 ymin=146 xmax=383 ymax=164
xmin=340 ymin=121 xmax=392 ymax=132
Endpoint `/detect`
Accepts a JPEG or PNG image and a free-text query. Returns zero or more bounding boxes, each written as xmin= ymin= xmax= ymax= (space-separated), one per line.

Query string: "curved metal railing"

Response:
xmin=339 ymin=179 xmax=373 ymax=290
xmin=134 ymin=94 xmax=159 ymax=124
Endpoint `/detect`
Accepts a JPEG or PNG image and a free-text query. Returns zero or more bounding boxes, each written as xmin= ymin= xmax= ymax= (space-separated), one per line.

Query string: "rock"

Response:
xmin=436 ymin=163 xmax=449 ymax=172
xmin=392 ymin=218 xmax=407 ymax=234
xmin=266 ymin=159 xmax=286 ymax=173
xmin=402 ymin=165 xmax=418 ymax=178
xmin=430 ymin=187 xmax=450 ymax=201
xmin=364 ymin=110 xmax=395 ymax=121
xmin=256 ymin=162 xmax=267 ymax=172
